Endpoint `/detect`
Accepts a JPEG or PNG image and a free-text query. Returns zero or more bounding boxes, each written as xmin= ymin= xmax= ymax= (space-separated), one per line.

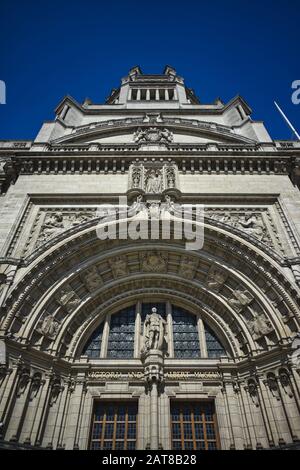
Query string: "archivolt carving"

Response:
xmin=2 ymin=218 xmax=300 ymax=358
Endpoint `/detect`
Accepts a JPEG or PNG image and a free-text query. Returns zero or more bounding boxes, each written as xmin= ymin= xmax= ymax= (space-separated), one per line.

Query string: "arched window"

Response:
xmin=82 ymin=302 xmax=227 ymax=360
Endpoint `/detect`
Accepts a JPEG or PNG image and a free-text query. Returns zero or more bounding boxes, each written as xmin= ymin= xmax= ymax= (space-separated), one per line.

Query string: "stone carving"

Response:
xmin=178 ymin=256 xmax=198 ymax=280
xmin=109 ymin=257 xmax=128 ymax=278
xmin=88 ymin=371 xmax=144 ymax=380
xmin=238 ymin=214 xmax=267 ymax=241
xmin=70 ymin=212 xmax=94 ymax=227
xmin=128 ymin=162 xmax=179 ymax=194
xmin=50 ymin=376 xmax=64 ymax=405
xmin=208 ymin=211 xmax=270 ymax=244
xmin=246 ymin=311 xmax=273 ymax=341
xmin=37 ymin=212 xmax=64 ymax=246
xmin=133 ymin=127 xmax=173 ymax=144
xmin=165 ymin=166 xmax=176 ymax=188
xmin=16 ymin=366 xmax=31 ymax=396
xmin=38 ymin=314 xmax=60 ymax=339
xmin=145 ymin=169 xmax=162 ymax=193
xmin=206 ymin=267 xmax=227 ymax=292
xmin=131 ymin=166 xmax=142 ymax=188
xmin=266 ymin=373 xmax=280 ymax=400
xmin=247 ymin=378 xmax=259 ymax=407
xmin=141 ymin=252 xmax=167 ymax=272
xmin=29 ymin=372 xmax=43 ymax=399
xmin=141 ymin=307 xmax=167 ymax=354
xmin=56 ymin=285 xmax=81 ymax=313
xmin=228 ymin=288 xmax=253 ymax=312
xmin=34 ymin=210 xmax=96 ymax=249
xmin=278 ymin=369 xmax=293 ymax=398
xmin=82 ymin=266 xmax=103 ymax=292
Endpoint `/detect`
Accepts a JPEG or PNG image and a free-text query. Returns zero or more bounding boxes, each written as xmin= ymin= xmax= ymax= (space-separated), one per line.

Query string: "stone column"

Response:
xmin=221 ymin=374 xmax=244 ymax=449
xmin=155 ymin=89 xmax=160 ymax=101
xmin=143 ymin=350 xmax=164 ymax=450
xmin=146 ymin=89 xmax=150 ymax=101
xmin=64 ymin=374 xmax=86 ymax=450
xmin=4 ymin=365 xmax=31 ymax=442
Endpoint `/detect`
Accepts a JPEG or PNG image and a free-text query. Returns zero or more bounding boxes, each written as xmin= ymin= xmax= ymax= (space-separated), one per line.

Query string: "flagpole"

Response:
xmin=274 ymin=101 xmax=300 ymax=141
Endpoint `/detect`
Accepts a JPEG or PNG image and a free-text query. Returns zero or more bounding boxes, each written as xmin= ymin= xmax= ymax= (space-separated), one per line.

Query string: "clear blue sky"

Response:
xmin=0 ymin=0 xmax=299 ymax=140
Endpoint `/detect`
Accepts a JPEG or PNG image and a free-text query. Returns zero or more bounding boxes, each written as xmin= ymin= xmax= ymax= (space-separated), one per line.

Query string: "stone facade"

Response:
xmin=0 ymin=66 xmax=300 ymax=450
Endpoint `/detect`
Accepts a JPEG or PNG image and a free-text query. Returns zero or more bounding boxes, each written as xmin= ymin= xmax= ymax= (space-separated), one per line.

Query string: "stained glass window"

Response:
xmin=82 ymin=321 xmax=104 ymax=358
xmin=172 ymin=307 xmax=200 ymax=358
xmin=171 ymin=402 xmax=219 ymax=450
xmin=90 ymin=402 xmax=137 ymax=450
xmin=204 ymin=324 xmax=226 ymax=358
xmin=107 ymin=306 xmax=135 ymax=358
xmin=82 ymin=302 xmax=228 ymax=360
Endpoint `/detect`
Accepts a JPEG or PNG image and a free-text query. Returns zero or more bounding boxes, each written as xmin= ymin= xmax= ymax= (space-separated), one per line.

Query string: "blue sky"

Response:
xmin=0 ymin=0 xmax=299 ymax=140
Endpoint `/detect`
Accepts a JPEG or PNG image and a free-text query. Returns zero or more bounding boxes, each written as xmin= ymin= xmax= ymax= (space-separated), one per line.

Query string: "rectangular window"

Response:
xmin=170 ymin=401 xmax=220 ymax=450
xmin=90 ymin=402 xmax=138 ymax=450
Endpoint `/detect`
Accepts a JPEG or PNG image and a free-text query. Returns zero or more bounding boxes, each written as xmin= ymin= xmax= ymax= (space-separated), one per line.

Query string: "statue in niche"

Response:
xmin=247 ymin=311 xmax=273 ymax=341
xmin=165 ymin=166 xmax=176 ymax=188
xmin=110 ymin=257 xmax=128 ymax=278
xmin=83 ymin=266 xmax=103 ymax=292
xmin=56 ymin=286 xmax=80 ymax=313
xmin=228 ymin=288 xmax=253 ymax=311
xmin=131 ymin=167 xmax=142 ymax=188
xmin=39 ymin=314 xmax=60 ymax=339
xmin=141 ymin=307 xmax=167 ymax=354
xmin=145 ymin=169 xmax=162 ymax=193
xmin=179 ymin=256 xmax=197 ymax=280
xmin=206 ymin=267 xmax=227 ymax=292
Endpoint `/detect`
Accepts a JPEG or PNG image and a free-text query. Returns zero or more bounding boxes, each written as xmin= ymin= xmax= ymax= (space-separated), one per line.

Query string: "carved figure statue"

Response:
xmin=238 ymin=214 xmax=266 ymax=241
xmin=39 ymin=314 xmax=59 ymax=338
xmin=141 ymin=307 xmax=167 ymax=354
xmin=145 ymin=170 xmax=162 ymax=193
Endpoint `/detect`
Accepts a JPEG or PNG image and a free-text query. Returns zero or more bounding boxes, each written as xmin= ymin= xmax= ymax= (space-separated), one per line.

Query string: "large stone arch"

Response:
xmin=2 ymin=215 xmax=299 ymax=364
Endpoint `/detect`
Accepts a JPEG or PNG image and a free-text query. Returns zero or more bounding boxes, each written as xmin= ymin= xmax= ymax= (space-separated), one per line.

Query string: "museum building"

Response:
xmin=0 ymin=66 xmax=300 ymax=450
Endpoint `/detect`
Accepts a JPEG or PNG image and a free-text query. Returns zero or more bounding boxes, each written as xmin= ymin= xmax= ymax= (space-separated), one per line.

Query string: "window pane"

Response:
xmin=172 ymin=306 xmax=200 ymax=358
xmin=170 ymin=402 xmax=219 ymax=450
xmin=107 ymin=307 xmax=135 ymax=359
xmin=204 ymin=324 xmax=226 ymax=358
xmin=82 ymin=322 xmax=104 ymax=358
xmin=90 ymin=402 xmax=137 ymax=450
